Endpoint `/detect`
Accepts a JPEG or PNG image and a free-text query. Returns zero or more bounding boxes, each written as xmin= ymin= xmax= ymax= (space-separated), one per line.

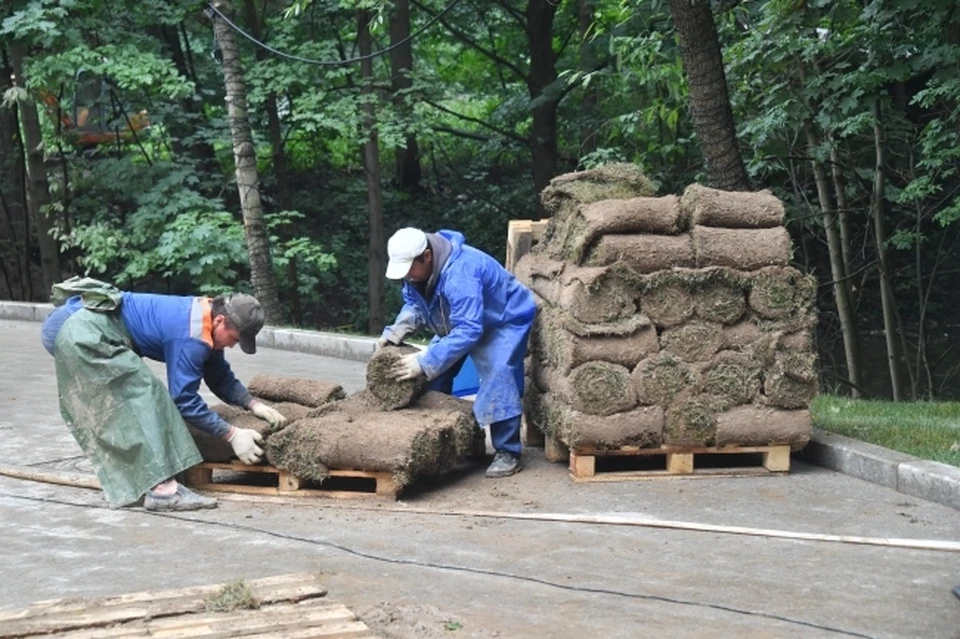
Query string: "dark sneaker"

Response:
xmin=953 ymin=585 xmax=960 ymax=601
xmin=485 ymin=451 xmax=521 ymax=478
xmin=144 ymin=484 xmax=218 ymax=512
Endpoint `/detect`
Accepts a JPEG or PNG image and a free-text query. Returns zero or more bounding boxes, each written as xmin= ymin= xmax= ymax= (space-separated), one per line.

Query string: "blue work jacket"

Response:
xmin=382 ymin=230 xmax=536 ymax=425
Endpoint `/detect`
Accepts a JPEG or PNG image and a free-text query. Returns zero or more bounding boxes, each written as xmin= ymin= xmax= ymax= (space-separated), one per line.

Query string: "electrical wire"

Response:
xmin=1 ymin=490 xmax=874 ymax=638
xmin=206 ymin=0 xmax=463 ymax=67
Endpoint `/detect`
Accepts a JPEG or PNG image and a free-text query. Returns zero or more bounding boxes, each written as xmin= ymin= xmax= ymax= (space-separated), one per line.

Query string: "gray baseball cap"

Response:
xmin=224 ymin=293 xmax=264 ymax=354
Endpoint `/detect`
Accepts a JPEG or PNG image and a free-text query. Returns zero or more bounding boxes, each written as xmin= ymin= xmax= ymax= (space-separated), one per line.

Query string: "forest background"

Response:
xmin=2 ymin=0 xmax=959 ymax=402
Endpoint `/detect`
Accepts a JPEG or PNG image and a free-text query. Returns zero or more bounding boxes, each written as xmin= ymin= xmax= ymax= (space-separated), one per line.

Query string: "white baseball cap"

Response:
xmin=385 ymin=227 xmax=428 ymax=279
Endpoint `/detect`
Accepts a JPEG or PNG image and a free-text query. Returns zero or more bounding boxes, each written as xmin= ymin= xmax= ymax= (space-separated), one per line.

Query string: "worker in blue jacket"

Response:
xmin=40 ymin=278 xmax=287 ymax=511
xmin=378 ymin=228 xmax=536 ymax=478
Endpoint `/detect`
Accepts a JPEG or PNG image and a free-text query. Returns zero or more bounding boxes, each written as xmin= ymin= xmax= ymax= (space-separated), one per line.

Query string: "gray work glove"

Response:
xmin=250 ymin=401 xmax=288 ymax=429
xmin=227 ymin=427 xmax=264 ymax=465
xmin=391 ymin=352 xmax=424 ymax=381
xmin=375 ymin=336 xmax=391 ymax=352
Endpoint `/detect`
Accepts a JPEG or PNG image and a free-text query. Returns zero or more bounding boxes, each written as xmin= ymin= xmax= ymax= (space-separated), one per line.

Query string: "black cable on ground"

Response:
xmin=0 ymin=490 xmax=875 ymax=639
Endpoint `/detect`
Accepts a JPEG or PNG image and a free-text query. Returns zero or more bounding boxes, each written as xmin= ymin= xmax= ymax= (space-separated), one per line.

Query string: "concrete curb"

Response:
xmin=0 ymin=300 xmax=376 ymax=363
xmin=800 ymin=429 xmax=960 ymax=511
xmin=3 ymin=301 xmax=957 ymax=510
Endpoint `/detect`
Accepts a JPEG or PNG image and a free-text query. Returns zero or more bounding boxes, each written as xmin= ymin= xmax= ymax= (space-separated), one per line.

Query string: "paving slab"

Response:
xmin=1 ymin=317 xmax=959 ymax=638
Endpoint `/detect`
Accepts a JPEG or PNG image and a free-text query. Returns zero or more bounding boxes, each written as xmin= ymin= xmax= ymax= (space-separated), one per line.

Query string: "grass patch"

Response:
xmin=810 ymin=395 xmax=960 ymax=467
xmin=204 ymin=579 xmax=260 ymax=612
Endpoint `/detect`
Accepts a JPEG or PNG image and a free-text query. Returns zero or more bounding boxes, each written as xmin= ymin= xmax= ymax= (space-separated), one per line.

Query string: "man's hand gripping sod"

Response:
xmin=227 ymin=427 xmax=264 ymax=464
xmin=250 ymin=400 xmax=288 ymax=429
xmin=392 ymin=352 xmax=423 ymax=381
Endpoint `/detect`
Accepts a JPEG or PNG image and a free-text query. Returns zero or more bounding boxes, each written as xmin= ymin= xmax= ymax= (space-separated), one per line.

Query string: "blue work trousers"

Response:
xmin=429 ymin=358 xmax=522 ymax=457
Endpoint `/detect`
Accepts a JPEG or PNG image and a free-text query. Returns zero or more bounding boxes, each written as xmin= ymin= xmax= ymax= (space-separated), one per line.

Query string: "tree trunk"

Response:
xmin=210 ymin=0 xmax=281 ymax=324
xmin=0 ymin=46 xmax=29 ymax=300
xmin=526 ymin=0 xmax=560 ymax=209
xmin=242 ymin=0 xmax=302 ymax=326
xmin=871 ymin=99 xmax=903 ymax=400
xmin=389 ymin=0 xmax=423 ymax=192
xmin=829 ymin=146 xmax=856 ymax=305
xmin=9 ymin=44 xmax=61 ymax=298
xmin=668 ymin=0 xmax=751 ymax=191
xmin=577 ymin=0 xmax=598 ymax=159
xmin=804 ymin=120 xmax=862 ymax=396
xmin=152 ymin=23 xmax=221 ymax=177
xmin=359 ymin=10 xmax=386 ymax=334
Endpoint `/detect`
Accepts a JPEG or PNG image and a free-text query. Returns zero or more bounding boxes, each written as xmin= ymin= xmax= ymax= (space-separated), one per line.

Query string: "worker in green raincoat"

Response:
xmin=40 ymin=277 xmax=288 ymax=511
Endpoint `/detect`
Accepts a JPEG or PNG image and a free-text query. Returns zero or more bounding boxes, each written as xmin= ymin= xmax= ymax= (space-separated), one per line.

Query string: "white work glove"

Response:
xmin=250 ymin=401 xmax=288 ymax=429
xmin=227 ymin=427 xmax=264 ymax=465
xmin=391 ymin=352 xmax=424 ymax=381
xmin=375 ymin=336 xmax=391 ymax=352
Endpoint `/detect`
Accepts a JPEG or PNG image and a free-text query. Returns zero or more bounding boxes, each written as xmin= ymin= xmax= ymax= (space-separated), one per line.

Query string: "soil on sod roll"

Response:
xmin=189 ymin=400 xmax=312 ymax=462
xmin=559 ymin=195 xmax=689 ymax=263
xmin=631 ymin=353 xmax=698 ymax=406
xmin=366 ymin=344 xmax=428 ymax=410
xmin=715 ymin=405 xmax=811 ymax=450
xmin=700 ymin=351 xmax=762 ymax=405
xmin=659 ymin=320 xmax=724 ymax=363
xmin=534 ymin=307 xmax=658 ymax=372
xmin=539 ymin=162 xmax=658 ymax=221
xmin=585 ymin=234 xmax=695 ymax=273
xmin=518 ymin=254 xmax=639 ymax=324
xmin=533 ymin=392 xmax=664 ymax=449
xmin=640 ymin=279 xmax=695 ymax=329
xmin=763 ymin=367 xmax=819 ymax=409
xmin=748 ymin=266 xmax=817 ymax=320
xmin=266 ymin=407 xmax=476 ymax=487
xmin=564 ymin=360 xmax=638 ymax=416
xmin=693 ymin=279 xmax=747 ymax=325
xmin=680 ymin=183 xmax=785 ymax=229
xmin=247 ymin=375 xmax=346 ymax=408
xmin=664 ymin=391 xmax=731 ymax=446
xmin=692 ymin=225 xmax=792 ymax=270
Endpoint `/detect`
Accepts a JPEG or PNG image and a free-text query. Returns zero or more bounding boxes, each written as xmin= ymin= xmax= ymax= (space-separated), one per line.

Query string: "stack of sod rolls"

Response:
xmin=517 ymin=166 xmax=815 ymax=451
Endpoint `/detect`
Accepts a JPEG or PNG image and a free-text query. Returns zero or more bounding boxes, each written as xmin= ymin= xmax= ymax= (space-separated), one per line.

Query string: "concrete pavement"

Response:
xmin=1 ymin=307 xmax=959 ymax=638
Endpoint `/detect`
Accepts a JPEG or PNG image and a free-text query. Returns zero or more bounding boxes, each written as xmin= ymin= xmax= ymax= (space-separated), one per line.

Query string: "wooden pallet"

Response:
xmin=568 ymin=444 xmax=791 ymax=482
xmin=505 ymin=218 xmax=548 ymax=272
xmin=184 ymin=461 xmax=400 ymax=499
xmin=0 ymin=573 xmax=378 ymax=639
xmin=507 ymin=218 xmax=548 ymax=448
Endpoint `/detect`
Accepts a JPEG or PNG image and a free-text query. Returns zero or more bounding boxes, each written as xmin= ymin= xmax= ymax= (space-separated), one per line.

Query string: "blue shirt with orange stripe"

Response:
xmin=117 ymin=293 xmax=253 ymax=437
xmin=42 ymin=293 xmax=252 ymax=437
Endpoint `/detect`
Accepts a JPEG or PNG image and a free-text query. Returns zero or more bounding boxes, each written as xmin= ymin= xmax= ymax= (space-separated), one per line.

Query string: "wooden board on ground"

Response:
xmin=184 ymin=461 xmax=400 ymax=500
xmin=505 ymin=219 xmax=548 ymax=272
xmin=0 ymin=573 xmax=378 ymax=639
xmin=568 ymin=443 xmax=791 ymax=482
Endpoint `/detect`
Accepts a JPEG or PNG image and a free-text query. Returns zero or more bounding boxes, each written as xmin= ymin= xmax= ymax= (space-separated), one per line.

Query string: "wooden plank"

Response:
xmin=505 ymin=219 xmax=547 ymax=272
xmin=183 ymin=462 xmax=400 ymax=500
xmin=568 ymin=452 xmax=595 ymax=478
xmin=763 ymin=447 xmax=791 ymax=472
xmin=666 ymin=453 xmax=694 ymax=474
xmin=60 ymin=601 xmax=353 ymax=638
xmin=543 ymin=434 xmax=568 ymax=463
xmin=0 ymin=574 xmax=329 ymax=638
xmin=567 ymin=444 xmax=791 ymax=482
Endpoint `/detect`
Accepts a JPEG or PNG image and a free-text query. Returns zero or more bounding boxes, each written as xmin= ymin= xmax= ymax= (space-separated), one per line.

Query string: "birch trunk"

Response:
xmin=871 ymin=99 xmax=903 ymax=400
xmin=805 ymin=120 xmax=862 ymax=396
xmin=210 ymin=1 xmax=281 ymax=323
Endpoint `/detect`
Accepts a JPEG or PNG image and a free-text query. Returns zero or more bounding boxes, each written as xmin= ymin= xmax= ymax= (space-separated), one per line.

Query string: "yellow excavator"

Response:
xmin=38 ymin=70 xmax=149 ymax=149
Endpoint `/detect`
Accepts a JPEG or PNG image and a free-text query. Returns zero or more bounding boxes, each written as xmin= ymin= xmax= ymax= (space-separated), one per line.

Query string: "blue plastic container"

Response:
xmin=452 ymin=355 xmax=480 ymax=397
